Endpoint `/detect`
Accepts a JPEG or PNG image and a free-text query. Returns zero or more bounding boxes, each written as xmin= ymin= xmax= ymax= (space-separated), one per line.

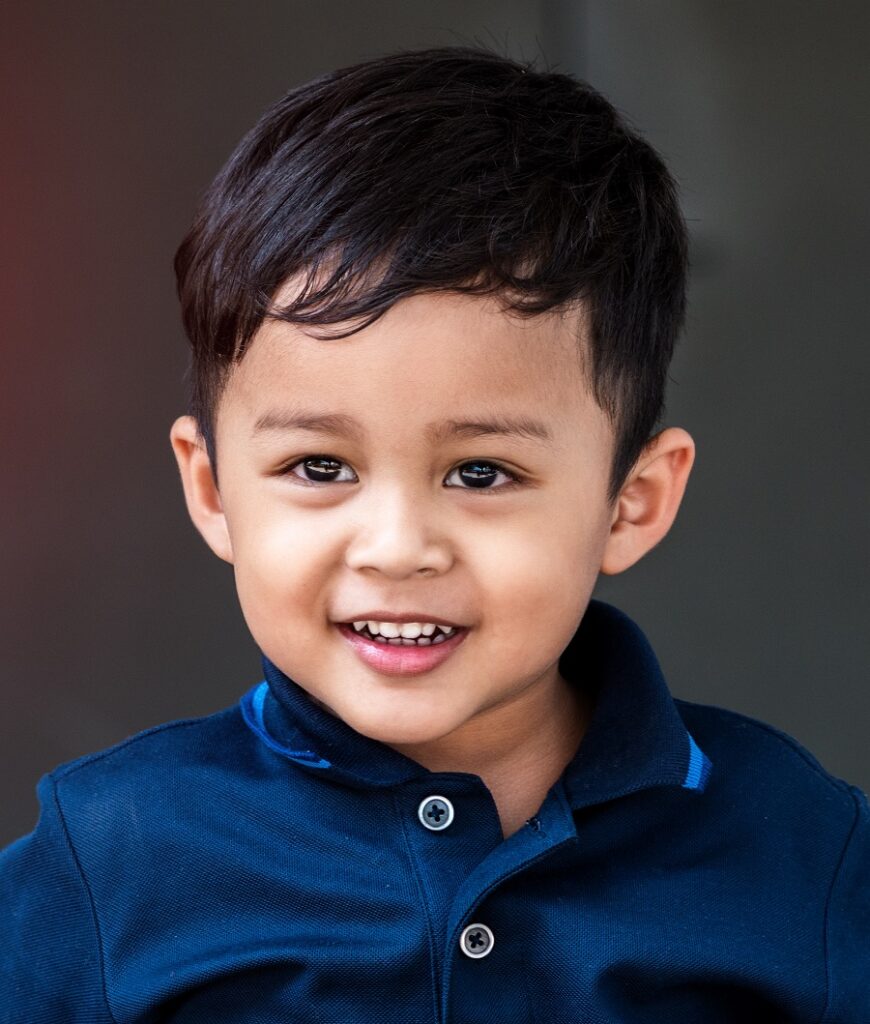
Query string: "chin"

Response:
xmin=344 ymin=703 xmax=460 ymax=749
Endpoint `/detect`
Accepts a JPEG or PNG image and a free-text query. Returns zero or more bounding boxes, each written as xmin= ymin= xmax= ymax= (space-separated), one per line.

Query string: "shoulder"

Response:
xmin=672 ymin=702 xmax=870 ymax=1019
xmin=674 ymin=696 xmax=864 ymax=834
xmin=52 ymin=701 xmax=249 ymax=780
xmin=46 ymin=700 xmax=261 ymax=835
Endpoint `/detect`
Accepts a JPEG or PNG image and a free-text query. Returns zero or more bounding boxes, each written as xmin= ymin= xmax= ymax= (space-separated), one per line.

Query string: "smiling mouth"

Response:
xmin=334 ymin=621 xmax=469 ymax=676
xmin=340 ymin=622 xmax=466 ymax=646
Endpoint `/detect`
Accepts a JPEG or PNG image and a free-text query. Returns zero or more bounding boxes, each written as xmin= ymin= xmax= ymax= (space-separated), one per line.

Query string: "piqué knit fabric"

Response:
xmin=1 ymin=600 xmax=867 ymax=1022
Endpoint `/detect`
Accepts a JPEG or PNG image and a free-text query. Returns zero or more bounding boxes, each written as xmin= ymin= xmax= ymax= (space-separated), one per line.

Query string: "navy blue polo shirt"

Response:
xmin=2 ymin=599 xmax=868 ymax=1022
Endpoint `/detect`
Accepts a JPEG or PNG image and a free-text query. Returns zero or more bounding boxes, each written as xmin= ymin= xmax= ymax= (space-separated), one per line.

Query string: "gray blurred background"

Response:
xmin=2 ymin=1 xmax=868 ymax=845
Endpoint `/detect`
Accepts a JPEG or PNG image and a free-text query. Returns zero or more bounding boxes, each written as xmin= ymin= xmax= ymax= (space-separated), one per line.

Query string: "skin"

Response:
xmin=170 ymin=287 xmax=695 ymax=839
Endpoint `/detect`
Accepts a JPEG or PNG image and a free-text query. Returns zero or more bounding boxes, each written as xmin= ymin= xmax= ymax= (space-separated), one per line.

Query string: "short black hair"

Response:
xmin=174 ymin=45 xmax=688 ymax=505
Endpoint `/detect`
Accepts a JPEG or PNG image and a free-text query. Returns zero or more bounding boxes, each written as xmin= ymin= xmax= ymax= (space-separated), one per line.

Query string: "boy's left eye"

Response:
xmin=279 ymin=456 xmax=522 ymax=492
xmin=445 ymin=461 xmax=521 ymax=491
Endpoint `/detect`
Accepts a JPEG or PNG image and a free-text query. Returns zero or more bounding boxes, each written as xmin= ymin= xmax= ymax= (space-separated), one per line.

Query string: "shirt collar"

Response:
xmin=242 ymin=598 xmax=712 ymax=808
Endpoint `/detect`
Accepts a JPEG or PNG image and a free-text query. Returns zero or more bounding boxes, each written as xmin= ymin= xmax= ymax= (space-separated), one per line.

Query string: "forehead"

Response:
xmin=218 ymin=289 xmax=605 ymax=450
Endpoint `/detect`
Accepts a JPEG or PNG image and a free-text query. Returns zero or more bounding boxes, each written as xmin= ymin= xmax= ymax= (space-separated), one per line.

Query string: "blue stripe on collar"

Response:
xmin=683 ymin=732 xmax=713 ymax=791
xmin=240 ymin=682 xmax=332 ymax=769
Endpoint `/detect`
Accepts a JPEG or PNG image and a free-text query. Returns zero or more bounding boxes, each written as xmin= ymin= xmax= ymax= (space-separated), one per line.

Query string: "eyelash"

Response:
xmin=278 ymin=455 xmax=524 ymax=494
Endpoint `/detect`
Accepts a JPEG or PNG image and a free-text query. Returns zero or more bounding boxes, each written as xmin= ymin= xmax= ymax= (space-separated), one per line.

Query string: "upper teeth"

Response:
xmin=352 ymin=621 xmax=456 ymax=638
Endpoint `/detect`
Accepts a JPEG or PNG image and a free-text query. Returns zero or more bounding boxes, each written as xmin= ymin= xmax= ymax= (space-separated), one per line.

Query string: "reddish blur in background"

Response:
xmin=1 ymin=1 xmax=869 ymax=844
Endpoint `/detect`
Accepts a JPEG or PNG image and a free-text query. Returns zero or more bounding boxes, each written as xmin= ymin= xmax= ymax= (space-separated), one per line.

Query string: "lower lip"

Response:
xmin=335 ymin=623 xmax=468 ymax=676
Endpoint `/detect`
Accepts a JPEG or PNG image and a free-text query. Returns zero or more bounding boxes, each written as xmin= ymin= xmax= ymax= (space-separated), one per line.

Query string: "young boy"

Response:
xmin=2 ymin=46 xmax=867 ymax=1023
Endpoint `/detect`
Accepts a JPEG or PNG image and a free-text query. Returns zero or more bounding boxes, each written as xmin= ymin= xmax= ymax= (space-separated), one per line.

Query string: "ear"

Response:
xmin=168 ymin=415 xmax=234 ymax=564
xmin=600 ymin=427 xmax=695 ymax=575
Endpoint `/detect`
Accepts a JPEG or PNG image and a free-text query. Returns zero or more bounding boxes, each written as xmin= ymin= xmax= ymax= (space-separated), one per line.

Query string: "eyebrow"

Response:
xmin=251 ymin=409 xmax=554 ymax=446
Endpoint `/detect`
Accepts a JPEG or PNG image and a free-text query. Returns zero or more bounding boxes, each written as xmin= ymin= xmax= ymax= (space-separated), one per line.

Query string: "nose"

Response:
xmin=343 ymin=482 xmax=453 ymax=579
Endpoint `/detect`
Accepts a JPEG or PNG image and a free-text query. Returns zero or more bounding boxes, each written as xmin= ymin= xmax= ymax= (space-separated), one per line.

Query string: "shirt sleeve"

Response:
xmin=0 ymin=772 xmax=114 ymax=1024
xmin=820 ymin=783 xmax=870 ymax=1023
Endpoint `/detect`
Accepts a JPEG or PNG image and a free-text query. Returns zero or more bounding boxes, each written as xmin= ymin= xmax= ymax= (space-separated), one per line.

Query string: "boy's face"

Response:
xmin=180 ymin=288 xmax=626 ymax=754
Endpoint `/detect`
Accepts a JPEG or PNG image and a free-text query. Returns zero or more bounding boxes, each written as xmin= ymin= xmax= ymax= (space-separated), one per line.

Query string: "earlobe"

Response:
xmin=599 ymin=427 xmax=695 ymax=576
xmin=168 ymin=415 xmax=234 ymax=564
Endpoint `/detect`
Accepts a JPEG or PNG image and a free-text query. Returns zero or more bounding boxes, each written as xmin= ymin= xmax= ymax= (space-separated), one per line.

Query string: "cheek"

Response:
xmin=472 ymin=504 xmax=605 ymax=598
xmin=230 ymin=510 xmax=334 ymax=620
xmin=468 ymin=507 xmax=606 ymax=652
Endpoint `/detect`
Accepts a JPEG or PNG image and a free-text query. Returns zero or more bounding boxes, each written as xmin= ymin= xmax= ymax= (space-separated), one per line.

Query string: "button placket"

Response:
xmin=417 ymin=795 xmax=454 ymax=831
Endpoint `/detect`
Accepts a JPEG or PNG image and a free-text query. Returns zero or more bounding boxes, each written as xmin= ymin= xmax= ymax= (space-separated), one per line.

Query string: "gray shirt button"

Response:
xmin=460 ymin=922 xmax=494 ymax=959
xmin=417 ymin=795 xmax=454 ymax=830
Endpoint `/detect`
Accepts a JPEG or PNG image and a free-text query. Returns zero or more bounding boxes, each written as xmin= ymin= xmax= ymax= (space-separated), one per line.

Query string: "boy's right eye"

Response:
xmin=282 ymin=456 xmax=357 ymax=485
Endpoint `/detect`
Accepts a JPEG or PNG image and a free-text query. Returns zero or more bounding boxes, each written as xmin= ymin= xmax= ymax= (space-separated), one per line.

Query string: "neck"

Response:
xmin=389 ymin=668 xmax=592 ymax=839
